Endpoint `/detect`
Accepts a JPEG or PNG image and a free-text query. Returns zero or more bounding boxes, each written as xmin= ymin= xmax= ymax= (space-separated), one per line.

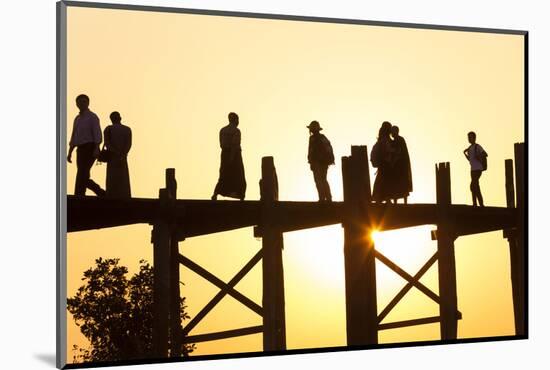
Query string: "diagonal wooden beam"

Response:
xmin=181 ymin=325 xmax=263 ymax=344
xmin=377 ymin=251 xmax=439 ymax=323
xmin=180 ymin=250 xmax=263 ymax=336
xmin=376 ymin=250 xmax=440 ymax=305
xmin=179 ymin=252 xmax=263 ymax=318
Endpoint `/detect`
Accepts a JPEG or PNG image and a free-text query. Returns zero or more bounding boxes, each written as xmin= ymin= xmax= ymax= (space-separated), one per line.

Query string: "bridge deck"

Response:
xmin=67 ymin=196 xmax=517 ymax=238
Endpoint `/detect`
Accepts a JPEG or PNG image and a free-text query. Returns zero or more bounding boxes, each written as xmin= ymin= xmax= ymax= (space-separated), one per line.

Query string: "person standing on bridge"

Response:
xmin=371 ymin=121 xmax=395 ymax=203
xmin=307 ymin=120 xmax=334 ymax=202
xmin=103 ymin=111 xmax=132 ymax=198
xmin=390 ymin=125 xmax=412 ymax=204
xmin=463 ymin=131 xmax=488 ymax=207
xmin=211 ymin=112 xmax=247 ymax=201
xmin=67 ymin=94 xmax=106 ymax=197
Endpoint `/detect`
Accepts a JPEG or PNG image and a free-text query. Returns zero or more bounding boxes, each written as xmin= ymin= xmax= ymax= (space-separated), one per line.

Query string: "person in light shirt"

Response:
xmin=67 ymin=94 xmax=106 ymax=196
xmin=463 ymin=131 xmax=487 ymax=207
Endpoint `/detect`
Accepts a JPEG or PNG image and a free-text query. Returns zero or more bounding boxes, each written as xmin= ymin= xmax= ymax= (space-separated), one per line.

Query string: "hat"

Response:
xmin=307 ymin=121 xmax=323 ymax=131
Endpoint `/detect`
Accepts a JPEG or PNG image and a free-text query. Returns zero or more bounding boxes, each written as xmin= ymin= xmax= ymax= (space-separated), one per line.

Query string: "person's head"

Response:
xmin=75 ymin=94 xmax=89 ymax=112
xmin=228 ymin=112 xmax=239 ymax=126
xmin=110 ymin=111 xmax=121 ymax=124
xmin=378 ymin=121 xmax=392 ymax=140
xmin=468 ymin=131 xmax=477 ymax=144
xmin=307 ymin=120 xmax=322 ymax=134
xmin=391 ymin=125 xmax=400 ymax=138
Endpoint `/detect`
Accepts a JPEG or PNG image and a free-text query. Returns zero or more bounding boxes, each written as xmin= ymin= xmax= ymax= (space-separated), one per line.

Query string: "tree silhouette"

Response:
xmin=68 ymin=258 xmax=195 ymax=363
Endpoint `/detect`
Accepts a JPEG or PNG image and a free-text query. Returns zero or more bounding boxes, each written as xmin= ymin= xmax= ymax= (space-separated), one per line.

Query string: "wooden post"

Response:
xmin=152 ymin=187 xmax=171 ymax=358
xmin=166 ymin=168 xmax=183 ymax=357
xmin=342 ymin=145 xmax=377 ymax=346
xmin=435 ymin=162 xmax=458 ymax=340
xmin=512 ymin=143 xmax=526 ymax=336
xmin=260 ymin=157 xmax=286 ymax=351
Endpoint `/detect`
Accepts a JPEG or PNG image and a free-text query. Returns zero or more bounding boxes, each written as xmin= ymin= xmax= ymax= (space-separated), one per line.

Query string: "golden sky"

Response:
xmin=65 ymin=6 xmax=524 ymax=363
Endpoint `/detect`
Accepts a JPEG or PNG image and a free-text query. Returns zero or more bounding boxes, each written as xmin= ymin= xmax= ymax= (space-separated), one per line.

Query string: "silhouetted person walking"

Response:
xmin=307 ymin=121 xmax=334 ymax=202
xmin=390 ymin=125 xmax=412 ymax=204
xmin=463 ymin=131 xmax=487 ymax=207
xmin=212 ymin=112 xmax=246 ymax=200
xmin=67 ymin=94 xmax=106 ymax=196
xmin=371 ymin=121 xmax=395 ymax=203
xmin=103 ymin=111 xmax=132 ymax=198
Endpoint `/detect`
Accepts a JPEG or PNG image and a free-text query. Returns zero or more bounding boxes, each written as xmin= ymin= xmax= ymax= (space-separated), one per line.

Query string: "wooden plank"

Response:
xmin=436 ymin=162 xmax=458 ymax=340
xmin=166 ymin=169 xmax=182 ymax=357
xmin=512 ymin=143 xmax=526 ymax=336
xmin=260 ymin=156 xmax=287 ymax=351
xmin=179 ymin=250 xmax=263 ymax=337
xmin=152 ymin=188 xmax=170 ymax=358
xmin=342 ymin=146 xmax=378 ymax=346
xmin=378 ymin=316 xmax=442 ymax=331
xmin=182 ymin=326 xmax=263 ymax=344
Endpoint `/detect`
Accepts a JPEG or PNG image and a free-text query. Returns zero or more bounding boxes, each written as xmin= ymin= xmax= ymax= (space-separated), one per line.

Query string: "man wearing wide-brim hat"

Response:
xmin=307 ymin=120 xmax=335 ymax=202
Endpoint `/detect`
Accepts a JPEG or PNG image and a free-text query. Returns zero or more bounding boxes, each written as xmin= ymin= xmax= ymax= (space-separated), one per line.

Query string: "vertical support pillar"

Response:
xmin=436 ymin=162 xmax=458 ymax=340
xmin=342 ymin=145 xmax=377 ymax=346
xmin=166 ymin=168 xmax=182 ymax=357
xmin=260 ymin=157 xmax=286 ymax=351
xmin=512 ymin=143 xmax=526 ymax=335
xmin=152 ymin=187 xmax=171 ymax=358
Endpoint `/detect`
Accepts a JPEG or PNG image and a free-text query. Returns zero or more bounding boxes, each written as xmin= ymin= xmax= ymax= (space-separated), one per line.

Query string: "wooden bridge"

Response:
xmin=67 ymin=143 xmax=526 ymax=357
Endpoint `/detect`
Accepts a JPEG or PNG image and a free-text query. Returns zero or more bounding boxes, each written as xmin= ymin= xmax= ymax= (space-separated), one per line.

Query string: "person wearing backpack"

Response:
xmin=463 ymin=131 xmax=488 ymax=207
xmin=307 ymin=121 xmax=334 ymax=202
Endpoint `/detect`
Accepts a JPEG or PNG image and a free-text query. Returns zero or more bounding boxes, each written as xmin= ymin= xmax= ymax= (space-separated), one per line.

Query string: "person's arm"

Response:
xmin=230 ymin=129 xmax=240 ymax=162
xmin=103 ymin=126 xmax=111 ymax=152
xmin=125 ymin=128 xmax=132 ymax=156
xmin=92 ymin=114 xmax=102 ymax=158
xmin=67 ymin=144 xmax=75 ymax=163
xmin=67 ymin=118 xmax=77 ymax=162
xmin=463 ymin=146 xmax=470 ymax=160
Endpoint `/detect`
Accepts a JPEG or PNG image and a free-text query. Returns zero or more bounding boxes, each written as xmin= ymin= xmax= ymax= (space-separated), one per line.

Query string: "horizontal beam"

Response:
xmin=68 ymin=196 xmax=517 ymax=238
xmin=379 ymin=312 xmax=462 ymax=331
xmin=378 ymin=316 xmax=442 ymax=331
xmin=182 ymin=325 xmax=263 ymax=344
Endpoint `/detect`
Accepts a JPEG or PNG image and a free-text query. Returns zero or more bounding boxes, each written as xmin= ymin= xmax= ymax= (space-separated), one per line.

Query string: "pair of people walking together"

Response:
xmin=67 ymin=94 xmax=132 ymax=198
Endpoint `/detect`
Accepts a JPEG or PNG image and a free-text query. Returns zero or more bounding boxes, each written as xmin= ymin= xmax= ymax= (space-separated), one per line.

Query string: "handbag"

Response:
xmin=97 ymin=145 xmax=112 ymax=163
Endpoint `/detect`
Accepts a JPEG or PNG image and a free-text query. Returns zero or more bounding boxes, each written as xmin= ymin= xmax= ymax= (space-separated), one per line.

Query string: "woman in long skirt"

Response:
xmin=104 ymin=111 xmax=132 ymax=198
xmin=372 ymin=121 xmax=395 ymax=203
xmin=212 ymin=112 xmax=246 ymax=200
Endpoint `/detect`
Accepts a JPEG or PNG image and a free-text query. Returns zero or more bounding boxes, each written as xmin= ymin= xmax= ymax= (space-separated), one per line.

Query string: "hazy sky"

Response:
xmin=65 ymin=6 xmax=524 ymax=362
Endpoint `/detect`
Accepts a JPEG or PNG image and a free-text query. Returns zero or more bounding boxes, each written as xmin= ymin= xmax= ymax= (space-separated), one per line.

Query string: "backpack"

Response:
xmin=321 ymin=135 xmax=335 ymax=165
xmin=476 ymin=144 xmax=488 ymax=171
xmin=370 ymin=141 xmax=382 ymax=168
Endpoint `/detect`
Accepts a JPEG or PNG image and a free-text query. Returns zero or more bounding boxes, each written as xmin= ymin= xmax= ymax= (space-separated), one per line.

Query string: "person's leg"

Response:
xmin=87 ymin=178 xmax=106 ymax=196
xmin=404 ymin=196 xmax=408 ymax=204
xmin=82 ymin=147 xmax=105 ymax=196
xmin=470 ymin=171 xmax=477 ymax=207
xmin=75 ymin=144 xmax=93 ymax=196
xmin=473 ymin=170 xmax=484 ymax=207
xmin=471 ymin=170 xmax=484 ymax=207
xmin=321 ymin=165 xmax=331 ymax=201
xmin=312 ymin=164 xmax=324 ymax=201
